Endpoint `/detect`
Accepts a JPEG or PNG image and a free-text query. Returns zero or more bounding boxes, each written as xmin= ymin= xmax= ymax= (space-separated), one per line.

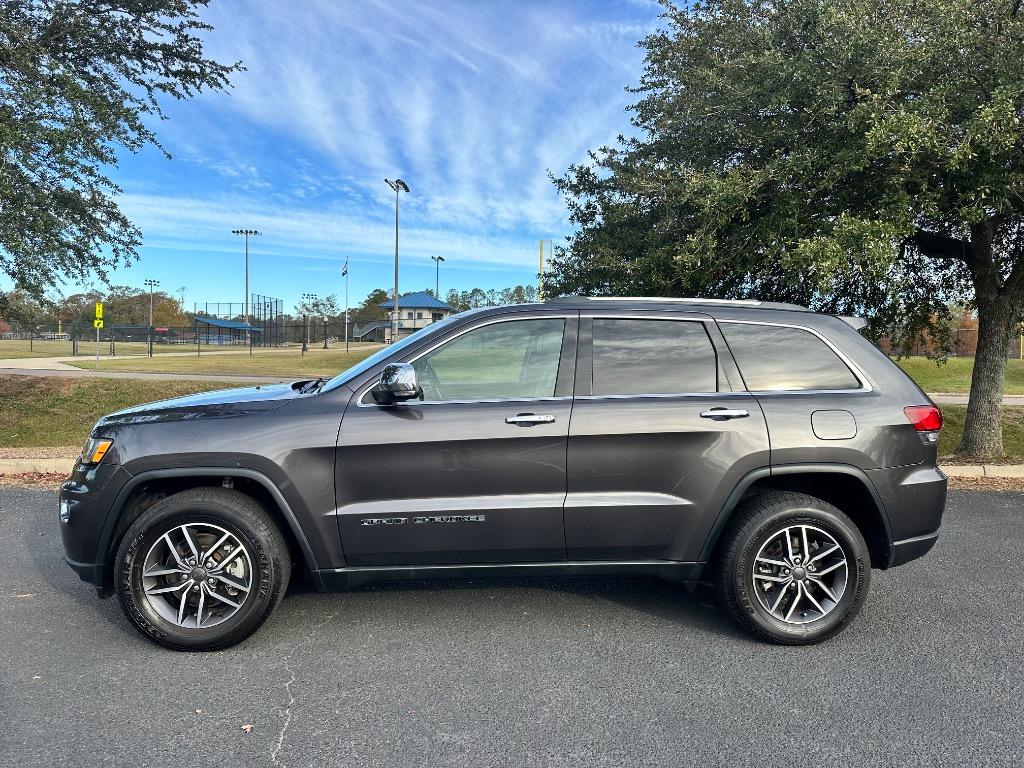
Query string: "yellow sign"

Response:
xmin=93 ymin=319 xmax=104 ymax=329
xmin=95 ymin=302 xmax=103 ymax=319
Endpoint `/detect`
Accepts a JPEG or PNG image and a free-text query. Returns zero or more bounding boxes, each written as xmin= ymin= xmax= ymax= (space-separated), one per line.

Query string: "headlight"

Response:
xmin=81 ymin=437 xmax=113 ymax=465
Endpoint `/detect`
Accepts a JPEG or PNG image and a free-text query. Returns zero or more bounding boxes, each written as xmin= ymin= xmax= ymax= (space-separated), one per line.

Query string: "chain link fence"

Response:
xmin=0 ymin=318 xmax=378 ymax=357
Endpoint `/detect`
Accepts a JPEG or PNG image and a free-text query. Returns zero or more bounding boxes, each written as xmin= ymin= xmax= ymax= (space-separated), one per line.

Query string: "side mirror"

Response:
xmin=372 ymin=362 xmax=421 ymax=405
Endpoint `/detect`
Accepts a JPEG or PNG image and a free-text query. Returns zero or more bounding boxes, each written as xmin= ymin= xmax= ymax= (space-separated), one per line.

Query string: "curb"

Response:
xmin=3 ymin=458 xmax=1024 ymax=480
xmin=940 ymin=464 xmax=1024 ymax=478
xmin=0 ymin=458 xmax=74 ymax=474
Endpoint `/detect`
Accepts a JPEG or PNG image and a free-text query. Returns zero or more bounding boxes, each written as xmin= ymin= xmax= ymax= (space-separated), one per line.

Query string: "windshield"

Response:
xmin=321 ymin=314 xmax=463 ymax=392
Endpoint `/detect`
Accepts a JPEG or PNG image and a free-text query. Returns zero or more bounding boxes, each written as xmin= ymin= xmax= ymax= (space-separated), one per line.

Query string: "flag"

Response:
xmin=341 ymin=260 xmax=349 ymax=277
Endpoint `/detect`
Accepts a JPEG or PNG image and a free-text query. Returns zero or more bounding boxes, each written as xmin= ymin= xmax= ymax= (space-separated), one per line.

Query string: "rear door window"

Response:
xmin=720 ymin=323 xmax=861 ymax=391
xmin=591 ymin=319 xmax=717 ymax=395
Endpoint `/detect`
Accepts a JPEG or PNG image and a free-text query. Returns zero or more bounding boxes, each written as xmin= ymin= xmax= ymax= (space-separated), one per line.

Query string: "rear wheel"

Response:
xmin=115 ymin=487 xmax=290 ymax=651
xmin=714 ymin=491 xmax=870 ymax=645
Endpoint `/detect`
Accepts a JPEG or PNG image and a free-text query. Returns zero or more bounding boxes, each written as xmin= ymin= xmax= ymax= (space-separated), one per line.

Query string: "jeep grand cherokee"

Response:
xmin=59 ymin=297 xmax=946 ymax=650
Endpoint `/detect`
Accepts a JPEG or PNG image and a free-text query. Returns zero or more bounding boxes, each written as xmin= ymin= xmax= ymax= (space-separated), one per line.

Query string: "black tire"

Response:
xmin=115 ymin=487 xmax=290 ymax=651
xmin=714 ymin=491 xmax=870 ymax=645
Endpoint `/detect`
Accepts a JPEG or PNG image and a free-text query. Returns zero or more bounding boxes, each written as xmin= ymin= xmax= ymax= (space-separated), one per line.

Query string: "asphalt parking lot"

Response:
xmin=1 ymin=488 xmax=1022 ymax=767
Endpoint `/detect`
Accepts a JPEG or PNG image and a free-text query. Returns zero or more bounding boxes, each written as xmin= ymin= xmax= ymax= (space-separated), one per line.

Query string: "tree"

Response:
xmin=444 ymin=285 xmax=537 ymax=311
xmin=0 ymin=0 xmax=241 ymax=312
xmin=294 ymin=294 xmax=341 ymax=319
xmin=351 ymin=289 xmax=389 ymax=323
xmin=550 ymin=0 xmax=1024 ymax=457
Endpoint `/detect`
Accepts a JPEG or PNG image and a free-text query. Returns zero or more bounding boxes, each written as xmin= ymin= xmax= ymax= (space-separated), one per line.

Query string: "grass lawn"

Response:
xmin=896 ymin=356 xmax=1024 ymax=395
xmin=0 ymin=376 xmax=238 ymax=447
xmin=0 ymin=339 xmax=230 ymax=359
xmin=62 ymin=345 xmax=383 ymax=377
xmin=937 ymin=405 xmax=1024 ymax=460
xmin=0 ymin=339 xmax=81 ymax=359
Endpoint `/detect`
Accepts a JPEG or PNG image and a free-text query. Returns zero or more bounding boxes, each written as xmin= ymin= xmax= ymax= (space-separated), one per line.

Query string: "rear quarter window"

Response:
xmin=720 ymin=322 xmax=861 ymax=391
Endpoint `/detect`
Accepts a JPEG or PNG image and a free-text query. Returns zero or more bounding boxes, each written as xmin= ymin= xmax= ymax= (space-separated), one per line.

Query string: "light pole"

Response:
xmin=431 ymin=255 xmax=445 ymax=298
xmin=301 ymin=293 xmax=317 ymax=354
xmin=385 ymin=178 xmax=409 ymax=343
xmin=144 ymin=279 xmax=160 ymax=357
xmin=231 ymin=229 xmax=261 ymax=344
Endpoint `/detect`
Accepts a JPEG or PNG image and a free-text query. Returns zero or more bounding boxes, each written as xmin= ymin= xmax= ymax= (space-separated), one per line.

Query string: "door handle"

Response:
xmin=699 ymin=408 xmax=749 ymax=420
xmin=505 ymin=413 xmax=556 ymax=426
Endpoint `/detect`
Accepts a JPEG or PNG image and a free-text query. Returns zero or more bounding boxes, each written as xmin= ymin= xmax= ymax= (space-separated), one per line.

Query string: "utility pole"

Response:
xmin=144 ymin=279 xmax=160 ymax=357
xmin=431 ymin=255 xmax=445 ymax=298
xmin=538 ymin=239 xmax=552 ymax=302
xmin=231 ymin=229 xmax=262 ymax=344
xmin=385 ymin=178 xmax=409 ymax=343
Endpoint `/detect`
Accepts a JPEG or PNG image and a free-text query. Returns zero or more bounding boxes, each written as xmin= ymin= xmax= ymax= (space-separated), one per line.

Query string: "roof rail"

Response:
xmin=544 ymin=296 xmax=810 ymax=312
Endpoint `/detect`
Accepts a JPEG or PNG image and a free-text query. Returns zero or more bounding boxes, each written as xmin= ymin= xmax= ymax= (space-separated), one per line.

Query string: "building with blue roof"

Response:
xmin=375 ymin=291 xmax=455 ymax=342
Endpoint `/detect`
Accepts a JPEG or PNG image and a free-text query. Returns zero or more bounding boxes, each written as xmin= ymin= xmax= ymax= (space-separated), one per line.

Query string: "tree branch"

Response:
xmin=908 ymin=229 xmax=972 ymax=262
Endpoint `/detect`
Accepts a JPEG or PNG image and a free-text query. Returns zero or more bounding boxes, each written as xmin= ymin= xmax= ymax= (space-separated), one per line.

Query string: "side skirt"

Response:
xmin=315 ymin=560 xmax=707 ymax=590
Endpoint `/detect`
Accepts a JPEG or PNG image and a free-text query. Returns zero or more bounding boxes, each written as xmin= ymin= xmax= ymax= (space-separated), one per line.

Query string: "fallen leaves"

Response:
xmin=0 ymin=472 xmax=67 ymax=489
xmin=241 ymin=724 xmax=254 ymax=733
xmin=947 ymin=476 xmax=1024 ymax=492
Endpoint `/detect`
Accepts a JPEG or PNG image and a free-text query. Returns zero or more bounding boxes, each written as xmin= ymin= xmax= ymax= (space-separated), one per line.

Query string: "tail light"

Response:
xmin=904 ymin=405 xmax=942 ymax=432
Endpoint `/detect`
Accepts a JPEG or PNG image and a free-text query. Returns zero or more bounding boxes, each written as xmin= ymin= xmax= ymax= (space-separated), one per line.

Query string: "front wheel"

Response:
xmin=114 ymin=487 xmax=290 ymax=651
xmin=714 ymin=491 xmax=870 ymax=645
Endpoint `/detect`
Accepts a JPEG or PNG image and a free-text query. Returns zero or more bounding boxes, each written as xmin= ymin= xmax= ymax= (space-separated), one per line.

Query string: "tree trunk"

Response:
xmin=958 ymin=302 xmax=1013 ymax=456
xmin=958 ymin=222 xmax=1018 ymax=457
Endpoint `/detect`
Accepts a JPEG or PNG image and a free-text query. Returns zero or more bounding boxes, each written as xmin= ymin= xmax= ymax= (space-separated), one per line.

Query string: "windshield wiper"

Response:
xmin=299 ymin=377 xmax=325 ymax=394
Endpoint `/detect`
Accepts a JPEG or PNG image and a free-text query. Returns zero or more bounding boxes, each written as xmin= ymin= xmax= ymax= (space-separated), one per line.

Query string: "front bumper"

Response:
xmin=59 ymin=460 xmax=131 ymax=592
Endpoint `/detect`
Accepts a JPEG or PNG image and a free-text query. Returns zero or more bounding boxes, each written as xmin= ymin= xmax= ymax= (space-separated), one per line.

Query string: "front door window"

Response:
xmin=413 ymin=319 xmax=565 ymax=401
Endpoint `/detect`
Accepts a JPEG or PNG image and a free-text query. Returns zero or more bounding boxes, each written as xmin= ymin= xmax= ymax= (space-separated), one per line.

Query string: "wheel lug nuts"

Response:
xmin=192 ymin=585 xmax=200 ymax=592
xmin=205 ymin=561 xmax=214 ymax=568
xmin=207 ymin=578 xmax=215 ymax=586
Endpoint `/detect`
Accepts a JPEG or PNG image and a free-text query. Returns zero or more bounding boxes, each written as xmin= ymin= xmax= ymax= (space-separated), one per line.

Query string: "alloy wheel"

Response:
xmin=140 ymin=522 xmax=252 ymax=629
xmin=751 ymin=523 xmax=849 ymax=625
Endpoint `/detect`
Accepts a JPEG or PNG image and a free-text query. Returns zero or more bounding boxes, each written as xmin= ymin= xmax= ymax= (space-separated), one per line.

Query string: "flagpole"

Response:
xmin=343 ymin=260 xmax=350 ymax=354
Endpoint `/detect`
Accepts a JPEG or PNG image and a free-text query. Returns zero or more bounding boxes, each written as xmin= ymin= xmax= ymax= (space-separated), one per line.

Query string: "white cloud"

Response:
xmin=104 ymin=0 xmax=662 ymax=300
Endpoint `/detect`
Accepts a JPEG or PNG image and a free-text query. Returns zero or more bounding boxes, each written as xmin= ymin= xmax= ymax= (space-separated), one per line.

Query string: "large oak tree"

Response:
xmin=0 ymin=0 xmax=240 ymax=312
xmin=550 ymin=0 xmax=1024 ymax=456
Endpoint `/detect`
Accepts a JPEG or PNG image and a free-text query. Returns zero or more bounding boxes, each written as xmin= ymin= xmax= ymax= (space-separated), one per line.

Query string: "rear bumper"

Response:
xmin=865 ymin=464 xmax=947 ymax=568
xmin=889 ymin=531 xmax=940 ymax=567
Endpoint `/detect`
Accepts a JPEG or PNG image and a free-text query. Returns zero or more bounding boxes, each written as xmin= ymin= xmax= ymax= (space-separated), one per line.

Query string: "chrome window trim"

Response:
xmin=716 ymin=319 xmax=873 ymax=394
xmin=356 ymin=314 xmax=575 ymax=407
xmin=573 ymin=391 xmax=744 ymax=402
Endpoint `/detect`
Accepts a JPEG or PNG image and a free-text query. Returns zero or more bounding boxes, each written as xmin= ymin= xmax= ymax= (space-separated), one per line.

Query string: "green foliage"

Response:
xmin=444 ymin=285 xmax=537 ymax=312
xmin=0 ymin=0 xmax=241 ymax=301
xmin=551 ymin=0 xmax=1024 ymax=453
xmin=352 ymin=289 xmax=390 ymax=323
xmin=550 ymin=0 xmax=1024 ymax=345
xmin=0 ymin=284 xmax=192 ymax=327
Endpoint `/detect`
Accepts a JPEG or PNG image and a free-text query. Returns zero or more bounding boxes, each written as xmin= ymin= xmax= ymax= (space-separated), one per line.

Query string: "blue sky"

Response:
xmin=42 ymin=0 xmax=662 ymax=311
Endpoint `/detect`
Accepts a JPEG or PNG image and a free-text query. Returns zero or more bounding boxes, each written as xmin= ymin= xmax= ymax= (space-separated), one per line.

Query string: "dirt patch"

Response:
xmin=0 ymin=446 xmax=79 ymax=460
xmin=947 ymin=475 xmax=1024 ymax=492
xmin=0 ymin=472 xmax=67 ymax=490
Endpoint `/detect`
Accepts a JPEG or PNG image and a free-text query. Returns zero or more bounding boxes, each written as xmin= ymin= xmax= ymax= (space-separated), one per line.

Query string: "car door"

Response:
xmin=565 ymin=313 xmax=770 ymax=562
xmin=335 ymin=313 xmax=577 ymax=566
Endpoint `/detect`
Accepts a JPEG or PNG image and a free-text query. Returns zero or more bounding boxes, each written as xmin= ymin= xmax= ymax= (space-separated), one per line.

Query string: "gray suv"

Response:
xmin=59 ymin=297 xmax=946 ymax=650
